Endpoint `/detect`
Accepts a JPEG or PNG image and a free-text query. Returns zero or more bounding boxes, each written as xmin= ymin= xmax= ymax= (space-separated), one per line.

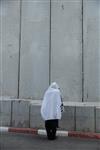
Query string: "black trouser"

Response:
xmin=45 ymin=119 xmax=58 ymax=140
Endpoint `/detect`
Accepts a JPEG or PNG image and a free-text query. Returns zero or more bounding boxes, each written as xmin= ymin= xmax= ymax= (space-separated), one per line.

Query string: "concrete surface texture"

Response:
xmin=51 ymin=0 xmax=82 ymax=102
xmin=0 ymin=0 xmax=100 ymax=102
xmin=0 ymin=100 xmax=100 ymax=133
xmin=0 ymin=133 xmax=100 ymax=150
xmin=76 ymin=106 xmax=95 ymax=132
xmin=0 ymin=100 xmax=11 ymax=126
xmin=0 ymin=0 xmax=20 ymax=97
xmin=83 ymin=0 xmax=100 ymax=102
xmin=96 ymin=107 xmax=100 ymax=132
xmin=12 ymin=100 xmax=30 ymax=127
xmin=19 ymin=0 xmax=50 ymax=99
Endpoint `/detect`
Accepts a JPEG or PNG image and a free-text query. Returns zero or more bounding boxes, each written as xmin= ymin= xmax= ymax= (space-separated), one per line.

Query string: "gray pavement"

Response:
xmin=0 ymin=133 xmax=100 ymax=150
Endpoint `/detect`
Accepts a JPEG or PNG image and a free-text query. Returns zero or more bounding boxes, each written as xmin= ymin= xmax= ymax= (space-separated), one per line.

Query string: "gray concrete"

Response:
xmin=1 ymin=133 xmax=100 ymax=150
xmin=0 ymin=100 xmax=11 ymax=126
xmin=76 ymin=106 xmax=95 ymax=132
xmin=0 ymin=99 xmax=100 ymax=133
xmin=83 ymin=0 xmax=100 ymax=102
xmin=0 ymin=0 xmax=20 ymax=98
xmin=51 ymin=0 xmax=82 ymax=102
xmin=0 ymin=100 xmax=100 ymax=133
xmin=30 ymin=103 xmax=44 ymax=128
xmin=60 ymin=106 xmax=75 ymax=130
xmin=12 ymin=100 xmax=30 ymax=127
xmin=96 ymin=107 xmax=100 ymax=133
xmin=0 ymin=0 xmax=100 ymax=102
xmin=19 ymin=0 xmax=50 ymax=99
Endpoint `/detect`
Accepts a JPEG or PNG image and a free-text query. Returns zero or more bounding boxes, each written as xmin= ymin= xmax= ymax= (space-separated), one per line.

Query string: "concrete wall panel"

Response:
xmin=76 ymin=106 xmax=95 ymax=132
xmin=96 ymin=107 xmax=100 ymax=132
xmin=0 ymin=100 xmax=11 ymax=126
xmin=84 ymin=0 xmax=100 ymax=102
xmin=12 ymin=100 xmax=30 ymax=127
xmin=60 ymin=106 xmax=75 ymax=130
xmin=19 ymin=0 xmax=50 ymax=99
xmin=51 ymin=0 xmax=82 ymax=101
xmin=30 ymin=103 xmax=44 ymax=128
xmin=0 ymin=0 xmax=20 ymax=97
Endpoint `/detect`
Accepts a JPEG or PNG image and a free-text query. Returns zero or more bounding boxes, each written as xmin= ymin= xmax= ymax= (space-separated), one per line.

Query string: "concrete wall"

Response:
xmin=96 ymin=107 xmax=100 ymax=132
xmin=12 ymin=100 xmax=30 ymax=127
xmin=19 ymin=0 xmax=50 ymax=99
xmin=83 ymin=0 xmax=100 ymax=102
xmin=1 ymin=100 xmax=100 ymax=132
xmin=0 ymin=100 xmax=11 ymax=126
xmin=51 ymin=0 xmax=82 ymax=101
xmin=0 ymin=0 xmax=20 ymax=98
xmin=0 ymin=0 xmax=100 ymax=102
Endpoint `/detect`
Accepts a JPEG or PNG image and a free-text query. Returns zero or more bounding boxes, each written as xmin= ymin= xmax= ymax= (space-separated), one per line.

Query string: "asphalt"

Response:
xmin=0 ymin=133 xmax=100 ymax=150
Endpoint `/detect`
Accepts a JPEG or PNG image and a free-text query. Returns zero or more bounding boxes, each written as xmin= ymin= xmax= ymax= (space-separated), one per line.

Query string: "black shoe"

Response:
xmin=48 ymin=136 xmax=56 ymax=140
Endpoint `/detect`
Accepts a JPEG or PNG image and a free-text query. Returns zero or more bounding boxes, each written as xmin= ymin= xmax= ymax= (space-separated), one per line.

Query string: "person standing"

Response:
xmin=41 ymin=82 xmax=64 ymax=140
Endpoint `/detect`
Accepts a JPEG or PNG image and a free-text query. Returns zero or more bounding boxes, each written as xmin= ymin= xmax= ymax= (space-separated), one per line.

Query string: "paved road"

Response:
xmin=0 ymin=133 xmax=100 ymax=150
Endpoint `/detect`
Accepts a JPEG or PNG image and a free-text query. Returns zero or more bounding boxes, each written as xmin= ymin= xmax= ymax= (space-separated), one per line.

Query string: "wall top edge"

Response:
xmin=0 ymin=99 xmax=100 ymax=107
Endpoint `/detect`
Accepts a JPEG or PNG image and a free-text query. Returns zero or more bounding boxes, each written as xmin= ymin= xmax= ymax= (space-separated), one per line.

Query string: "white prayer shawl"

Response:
xmin=41 ymin=82 xmax=62 ymax=121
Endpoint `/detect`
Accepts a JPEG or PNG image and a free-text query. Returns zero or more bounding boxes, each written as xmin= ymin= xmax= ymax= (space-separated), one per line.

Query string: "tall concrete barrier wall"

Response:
xmin=0 ymin=0 xmax=20 ymax=98
xmin=19 ymin=0 xmax=50 ymax=99
xmin=0 ymin=0 xmax=100 ymax=102
xmin=51 ymin=0 xmax=82 ymax=101
xmin=83 ymin=0 xmax=100 ymax=102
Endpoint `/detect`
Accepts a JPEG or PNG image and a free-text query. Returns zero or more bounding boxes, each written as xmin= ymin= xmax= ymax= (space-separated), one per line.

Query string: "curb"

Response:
xmin=0 ymin=127 xmax=100 ymax=139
